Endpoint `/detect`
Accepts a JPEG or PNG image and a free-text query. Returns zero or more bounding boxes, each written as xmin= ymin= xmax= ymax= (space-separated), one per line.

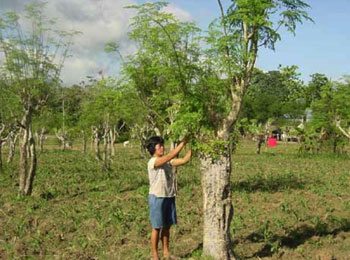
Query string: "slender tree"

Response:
xmin=0 ymin=2 xmax=78 ymax=195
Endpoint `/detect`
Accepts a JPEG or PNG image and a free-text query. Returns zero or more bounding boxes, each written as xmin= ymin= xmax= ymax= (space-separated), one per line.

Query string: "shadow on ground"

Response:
xmin=231 ymin=173 xmax=308 ymax=193
xmin=241 ymin=218 xmax=350 ymax=259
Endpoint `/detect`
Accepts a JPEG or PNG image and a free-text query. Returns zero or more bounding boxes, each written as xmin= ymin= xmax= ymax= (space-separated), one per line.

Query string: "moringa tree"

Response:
xmin=118 ymin=1 xmax=311 ymax=258
xmin=117 ymin=1 xmax=311 ymax=259
xmin=0 ymin=2 xmax=78 ymax=195
xmin=121 ymin=2 xmax=201 ymax=148
xmin=80 ymin=77 xmax=135 ymax=170
xmin=191 ymin=1 xmax=312 ymax=259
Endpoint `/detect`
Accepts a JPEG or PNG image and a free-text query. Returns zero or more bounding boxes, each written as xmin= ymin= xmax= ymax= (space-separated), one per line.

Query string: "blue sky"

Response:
xmin=1 ymin=0 xmax=349 ymax=84
xmin=137 ymin=0 xmax=350 ymax=83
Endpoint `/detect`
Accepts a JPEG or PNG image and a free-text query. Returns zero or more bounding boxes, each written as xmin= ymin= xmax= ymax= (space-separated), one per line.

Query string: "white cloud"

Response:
xmin=43 ymin=0 xmax=136 ymax=85
xmin=162 ymin=3 xmax=193 ymax=22
xmin=1 ymin=0 xmax=194 ymax=85
xmin=60 ymin=56 xmax=99 ymax=85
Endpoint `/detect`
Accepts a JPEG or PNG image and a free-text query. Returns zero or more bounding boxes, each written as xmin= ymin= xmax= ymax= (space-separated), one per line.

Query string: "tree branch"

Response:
xmin=335 ymin=118 xmax=350 ymax=139
xmin=151 ymin=17 xmax=186 ymax=92
xmin=217 ymin=0 xmax=231 ymax=60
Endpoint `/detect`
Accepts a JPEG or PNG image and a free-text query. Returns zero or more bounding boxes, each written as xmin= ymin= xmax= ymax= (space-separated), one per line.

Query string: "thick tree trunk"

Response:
xmin=19 ymin=118 xmax=29 ymax=195
xmin=200 ymin=148 xmax=235 ymax=260
xmin=201 ymin=85 xmax=242 ymax=259
xmin=18 ymin=111 xmax=37 ymax=196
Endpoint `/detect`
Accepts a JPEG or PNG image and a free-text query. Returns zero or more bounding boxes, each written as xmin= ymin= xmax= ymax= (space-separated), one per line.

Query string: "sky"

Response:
xmin=1 ymin=0 xmax=349 ymax=85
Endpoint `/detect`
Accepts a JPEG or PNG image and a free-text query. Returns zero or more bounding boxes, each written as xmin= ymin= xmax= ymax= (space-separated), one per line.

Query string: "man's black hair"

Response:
xmin=146 ymin=136 xmax=164 ymax=156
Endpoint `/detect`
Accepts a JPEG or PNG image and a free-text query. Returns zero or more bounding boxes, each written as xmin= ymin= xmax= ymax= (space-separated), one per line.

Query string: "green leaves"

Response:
xmin=225 ymin=0 xmax=312 ymax=52
xmin=307 ymin=76 xmax=350 ymax=144
xmin=0 ymin=1 xmax=79 ymax=120
xmin=115 ymin=1 xmax=312 ymax=154
xmin=120 ymin=2 xmax=202 ymax=141
xmin=241 ymin=66 xmax=306 ymax=124
xmin=104 ymin=42 xmax=120 ymax=53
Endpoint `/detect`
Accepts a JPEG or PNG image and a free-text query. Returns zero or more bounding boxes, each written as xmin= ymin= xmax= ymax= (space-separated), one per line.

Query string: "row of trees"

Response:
xmin=241 ymin=70 xmax=350 ymax=154
xmin=4 ymin=1 xmax=350 ymax=259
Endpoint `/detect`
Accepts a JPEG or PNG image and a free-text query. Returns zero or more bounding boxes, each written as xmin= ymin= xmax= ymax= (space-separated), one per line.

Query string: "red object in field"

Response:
xmin=268 ymin=138 xmax=277 ymax=147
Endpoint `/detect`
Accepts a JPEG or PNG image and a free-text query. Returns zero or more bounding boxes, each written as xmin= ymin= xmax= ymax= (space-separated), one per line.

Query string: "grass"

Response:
xmin=1 ymin=140 xmax=350 ymax=259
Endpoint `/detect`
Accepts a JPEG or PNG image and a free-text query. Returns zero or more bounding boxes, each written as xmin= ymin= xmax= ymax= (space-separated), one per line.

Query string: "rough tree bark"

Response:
xmin=18 ymin=109 xmax=37 ymax=196
xmin=200 ymin=147 xmax=234 ymax=260
xmin=200 ymin=83 xmax=245 ymax=260
xmin=24 ymin=127 xmax=37 ymax=195
xmin=200 ymin=133 xmax=238 ymax=259
xmin=19 ymin=116 xmax=29 ymax=195
xmin=7 ymin=128 xmax=19 ymax=163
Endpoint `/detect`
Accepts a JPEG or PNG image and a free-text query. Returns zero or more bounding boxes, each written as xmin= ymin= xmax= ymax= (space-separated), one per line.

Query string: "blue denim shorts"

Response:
xmin=148 ymin=194 xmax=177 ymax=229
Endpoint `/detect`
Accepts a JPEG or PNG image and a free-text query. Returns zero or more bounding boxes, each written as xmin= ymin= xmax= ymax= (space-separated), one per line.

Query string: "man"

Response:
xmin=146 ymin=136 xmax=191 ymax=260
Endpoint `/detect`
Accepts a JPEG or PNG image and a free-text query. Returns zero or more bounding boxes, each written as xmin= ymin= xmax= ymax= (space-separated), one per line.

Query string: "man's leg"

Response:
xmin=151 ymin=228 xmax=161 ymax=259
xmin=161 ymin=225 xmax=170 ymax=257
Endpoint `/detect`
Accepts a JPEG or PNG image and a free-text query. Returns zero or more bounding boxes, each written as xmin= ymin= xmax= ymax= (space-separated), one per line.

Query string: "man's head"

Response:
xmin=146 ymin=136 xmax=164 ymax=156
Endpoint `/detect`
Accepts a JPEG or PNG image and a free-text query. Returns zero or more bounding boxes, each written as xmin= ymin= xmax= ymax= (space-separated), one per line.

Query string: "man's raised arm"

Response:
xmin=154 ymin=141 xmax=186 ymax=167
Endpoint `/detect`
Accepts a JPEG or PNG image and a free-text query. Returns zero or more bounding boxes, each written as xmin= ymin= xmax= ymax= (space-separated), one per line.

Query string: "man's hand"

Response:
xmin=171 ymin=149 xmax=191 ymax=167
